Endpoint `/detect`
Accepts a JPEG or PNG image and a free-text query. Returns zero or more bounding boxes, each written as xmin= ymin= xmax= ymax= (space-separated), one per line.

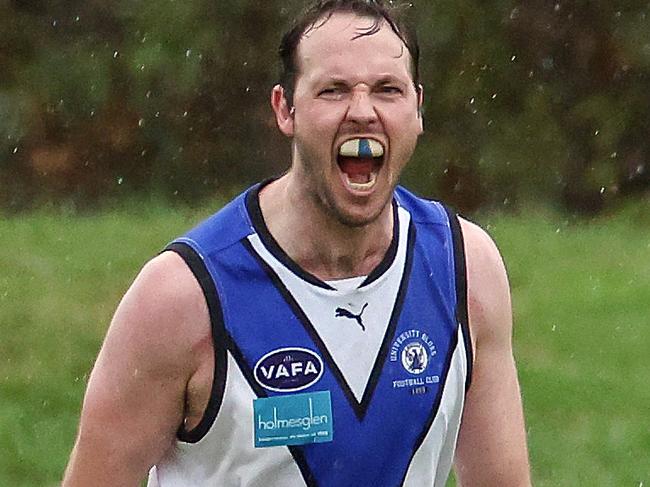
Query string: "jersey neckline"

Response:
xmin=244 ymin=180 xmax=400 ymax=291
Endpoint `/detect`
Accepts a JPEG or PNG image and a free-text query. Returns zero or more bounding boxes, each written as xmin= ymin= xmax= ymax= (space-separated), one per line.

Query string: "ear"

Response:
xmin=416 ymin=84 xmax=424 ymax=134
xmin=271 ymin=85 xmax=294 ymax=137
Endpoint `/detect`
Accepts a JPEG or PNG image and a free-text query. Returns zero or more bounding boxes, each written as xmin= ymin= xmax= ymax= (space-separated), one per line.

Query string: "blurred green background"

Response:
xmin=1 ymin=0 xmax=650 ymax=485
xmin=2 ymin=0 xmax=650 ymax=213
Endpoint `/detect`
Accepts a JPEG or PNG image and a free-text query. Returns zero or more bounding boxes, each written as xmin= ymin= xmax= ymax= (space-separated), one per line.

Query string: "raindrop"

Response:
xmin=600 ymin=187 xmax=606 ymax=194
xmin=554 ymin=3 xmax=561 ymax=12
xmin=113 ymin=50 xmax=119 ymax=59
xmin=594 ymin=130 xmax=600 ymax=136
xmin=555 ymin=228 xmax=561 ymax=234
xmin=610 ymin=152 xmax=618 ymax=158
xmin=52 ymin=19 xmax=57 ymax=27
xmin=635 ymin=164 xmax=645 ymax=174
xmin=552 ymin=324 xmax=556 ymax=331
xmin=12 ymin=147 xmax=18 ymax=154
xmin=245 ymin=86 xmax=251 ymax=93
xmin=117 ymin=177 xmax=124 ymax=185
xmin=510 ymin=55 xmax=517 ymax=62
xmin=487 ymin=120 xmax=494 ymax=126
xmin=74 ymin=15 xmax=80 ymax=22
xmin=146 ymin=90 xmax=152 ymax=99
xmin=509 ymin=8 xmax=520 ymax=20
xmin=182 ymin=111 xmax=188 ymax=117
xmin=141 ymin=149 xmax=147 ymax=156
xmin=469 ymin=97 xmax=475 ymax=104
xmin=138 ymin=118 xmax=145 ymax=127
xmin=155 ymin=111 xmax=160 ymax=118
xmin=140 ymin=64 xmax=145 ymax=71
xmin=186 ymin=49 xmax=192 ymax=58
xmin=491 ymin=93 xmax=498 ymax=99
xmin=90 ymin=110 xmax=95 ymax=117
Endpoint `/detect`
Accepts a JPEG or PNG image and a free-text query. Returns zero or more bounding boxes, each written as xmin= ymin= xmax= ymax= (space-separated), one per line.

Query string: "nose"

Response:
xmin=345 ymin=90 xmax=378 ymax=125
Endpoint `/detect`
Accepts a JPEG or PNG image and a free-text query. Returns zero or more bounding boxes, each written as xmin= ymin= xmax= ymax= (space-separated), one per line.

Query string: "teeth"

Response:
xmin=345 ymin=171 xmax=378 ymax=190
xmin=339 ymin=138 xmax=384 ymax=158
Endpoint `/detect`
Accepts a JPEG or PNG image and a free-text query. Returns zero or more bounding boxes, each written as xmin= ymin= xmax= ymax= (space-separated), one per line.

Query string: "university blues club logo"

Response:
xmin=389 ymin=329 xmax=438 ymax=395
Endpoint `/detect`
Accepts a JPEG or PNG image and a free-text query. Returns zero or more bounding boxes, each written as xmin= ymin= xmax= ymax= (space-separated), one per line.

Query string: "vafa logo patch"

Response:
xmin=254 ymin=347 xmax=324 ymax=392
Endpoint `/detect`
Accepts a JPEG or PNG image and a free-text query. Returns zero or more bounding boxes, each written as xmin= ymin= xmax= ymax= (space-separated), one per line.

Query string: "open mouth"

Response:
xmin=337 ymin=138 xmax=384 ymax=191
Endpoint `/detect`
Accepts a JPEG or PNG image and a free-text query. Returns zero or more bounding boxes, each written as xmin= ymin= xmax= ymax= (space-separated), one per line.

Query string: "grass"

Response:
xmin=1 ymin=201 xmax=649 ymax=486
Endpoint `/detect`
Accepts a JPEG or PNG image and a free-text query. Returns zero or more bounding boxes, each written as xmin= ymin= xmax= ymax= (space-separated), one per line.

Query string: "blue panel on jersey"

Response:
xmin=254 ymin=391 xmax=333 ymax=448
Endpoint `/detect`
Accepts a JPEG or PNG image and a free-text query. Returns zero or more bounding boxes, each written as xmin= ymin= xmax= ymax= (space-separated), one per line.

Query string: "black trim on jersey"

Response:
xmin=245 ymin=183 xmax=400 ymax=291
xmin=241 ymin=221 xmax=415 ymax=421
xmin=359 ymin=221 xmax=415 ymax=407
xmin=165 ymin=242 xmax=228 ymax=444
xmin=245 ymin=183 xmax=335 ymax=290
xmin=359 ymin=199 xmax=400 ymax=287
xmin=399 ymin=325 xmax=461 ymax=486
xmin=442 ymin=205 xmax=473 ymax=393
xmin=227 ymin=333 xmax=318 ymax=487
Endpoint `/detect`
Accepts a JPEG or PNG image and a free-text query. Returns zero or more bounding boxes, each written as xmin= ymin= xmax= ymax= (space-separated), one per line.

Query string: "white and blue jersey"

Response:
xmin=148 ymin=183 xmax=473 ymax=487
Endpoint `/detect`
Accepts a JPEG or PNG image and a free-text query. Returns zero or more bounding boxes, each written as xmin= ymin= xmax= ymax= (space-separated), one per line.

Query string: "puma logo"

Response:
xmin=335 ymin=303 xmax=369 ymax=331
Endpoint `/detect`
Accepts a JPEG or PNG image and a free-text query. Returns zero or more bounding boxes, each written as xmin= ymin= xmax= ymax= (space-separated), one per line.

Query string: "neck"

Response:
xmin=258 ymin=175 xmax=394 ymax=280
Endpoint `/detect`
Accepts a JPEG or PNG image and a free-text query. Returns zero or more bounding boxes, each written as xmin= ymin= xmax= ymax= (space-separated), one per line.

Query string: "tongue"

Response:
xmin=339 ymin=157 xmax=374 ymax=183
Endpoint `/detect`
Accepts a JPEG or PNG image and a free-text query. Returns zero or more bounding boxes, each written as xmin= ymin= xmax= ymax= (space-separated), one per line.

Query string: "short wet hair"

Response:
xmin=278 ymin=0 xmax=420 ymax=106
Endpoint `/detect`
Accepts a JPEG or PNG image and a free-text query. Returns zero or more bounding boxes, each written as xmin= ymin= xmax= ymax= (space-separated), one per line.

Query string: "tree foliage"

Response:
xmin=1 ymin=0 xmax=649 ymax=213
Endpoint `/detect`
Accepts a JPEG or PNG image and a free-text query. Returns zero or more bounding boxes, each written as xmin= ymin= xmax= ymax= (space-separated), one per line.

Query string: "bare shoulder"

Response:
xmin=458 ymin=217 xmax=512 ymax=346
xmin=126 ymin=250 xmax=209 ymax=338
xmin=88 ymin=249 xmax=213 ymax=404
xmin=106 ymin=250 xmax=210 ymax=366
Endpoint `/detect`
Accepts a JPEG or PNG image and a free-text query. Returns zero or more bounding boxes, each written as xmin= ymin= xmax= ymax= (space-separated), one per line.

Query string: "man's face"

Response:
xmin=278 ymin=12 xmax=423 ymax=227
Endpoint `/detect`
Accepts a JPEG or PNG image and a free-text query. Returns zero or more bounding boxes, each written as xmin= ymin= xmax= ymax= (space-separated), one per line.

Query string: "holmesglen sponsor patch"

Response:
xmin=253 ymin=391 xmax=333 ymax=447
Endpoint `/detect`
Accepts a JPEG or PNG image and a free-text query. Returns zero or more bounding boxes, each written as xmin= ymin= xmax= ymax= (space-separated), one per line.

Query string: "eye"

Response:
xmin=317 ymin=84 xmax=349 ymax=99
xmin=318 ymin=88 xmax=339 ymax=96
xmin=378 ymin=85 xmax=403 ymax=95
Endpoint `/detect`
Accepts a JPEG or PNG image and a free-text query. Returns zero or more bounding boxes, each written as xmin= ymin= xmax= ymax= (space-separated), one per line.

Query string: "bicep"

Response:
xmin=64 ymin=253 xmax=208 ymax=486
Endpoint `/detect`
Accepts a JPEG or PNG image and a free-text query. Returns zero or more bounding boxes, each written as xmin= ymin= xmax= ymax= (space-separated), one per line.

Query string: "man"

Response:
xmin=63 ymin=1 xmax=532 ymax=485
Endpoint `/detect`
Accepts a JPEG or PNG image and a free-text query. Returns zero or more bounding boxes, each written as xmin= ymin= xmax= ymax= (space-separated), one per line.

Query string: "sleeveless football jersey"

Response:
xmin=147 ymin=183 xmax=472 ymax=487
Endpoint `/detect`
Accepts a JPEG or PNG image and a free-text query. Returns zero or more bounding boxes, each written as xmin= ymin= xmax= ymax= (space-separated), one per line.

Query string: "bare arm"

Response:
xmin=62 ymin=251 xmax=211 ymax=486
xmin=454 ymin=219 xmax=532 ymax=486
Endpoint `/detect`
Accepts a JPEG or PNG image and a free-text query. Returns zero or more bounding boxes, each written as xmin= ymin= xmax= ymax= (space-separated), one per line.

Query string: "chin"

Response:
xmin=327 ymin=198 xmax=389 ymax=228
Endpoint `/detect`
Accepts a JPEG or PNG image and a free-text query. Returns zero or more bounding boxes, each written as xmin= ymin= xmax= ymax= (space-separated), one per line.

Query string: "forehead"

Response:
xmin=295 ymin=12 xmax=412 ymax=84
